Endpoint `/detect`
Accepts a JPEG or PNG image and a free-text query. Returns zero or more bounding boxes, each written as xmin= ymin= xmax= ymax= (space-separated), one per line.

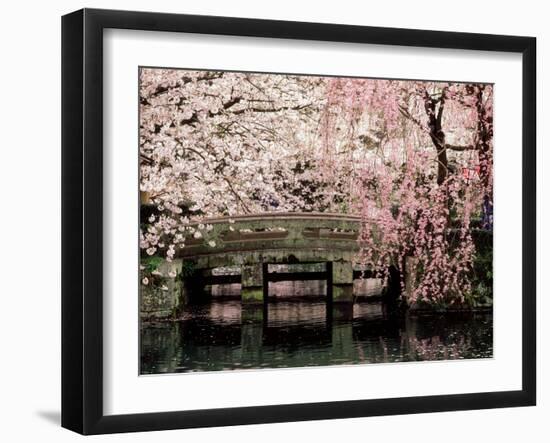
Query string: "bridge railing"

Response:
xmin=177 ymin=212 xmax=362 ymax=261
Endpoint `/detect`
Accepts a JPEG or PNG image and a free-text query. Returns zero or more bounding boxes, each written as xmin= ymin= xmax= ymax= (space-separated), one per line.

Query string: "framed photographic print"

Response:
xmin=61 ymin=8 xmax=536 ymax=435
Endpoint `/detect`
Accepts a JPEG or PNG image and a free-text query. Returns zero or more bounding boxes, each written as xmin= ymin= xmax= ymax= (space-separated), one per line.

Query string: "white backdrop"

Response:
xmin=0 ymin=1 xmax=546 ymax=442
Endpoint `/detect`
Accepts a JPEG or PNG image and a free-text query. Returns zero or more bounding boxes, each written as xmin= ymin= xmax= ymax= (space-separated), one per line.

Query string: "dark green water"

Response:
xmin=140 ymin=300 xmax=493 ymax=374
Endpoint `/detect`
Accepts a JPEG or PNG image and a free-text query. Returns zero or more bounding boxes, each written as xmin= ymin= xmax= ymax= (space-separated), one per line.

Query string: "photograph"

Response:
xmin=138 ymin=68 xmax=494 ymax=374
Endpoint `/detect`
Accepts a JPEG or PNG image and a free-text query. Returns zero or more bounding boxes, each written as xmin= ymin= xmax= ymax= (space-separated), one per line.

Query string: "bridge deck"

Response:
xmin=177 ymin=212 xmax=363 ymax=268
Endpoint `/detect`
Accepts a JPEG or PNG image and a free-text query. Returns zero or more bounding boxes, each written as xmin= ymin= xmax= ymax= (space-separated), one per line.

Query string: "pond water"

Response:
xmin=140 ymin=281 xmax=493 ymax=374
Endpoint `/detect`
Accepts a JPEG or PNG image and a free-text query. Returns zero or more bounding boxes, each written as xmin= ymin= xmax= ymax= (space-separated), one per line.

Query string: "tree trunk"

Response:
xmin=423 ymin=89 xmax=448 ymax=185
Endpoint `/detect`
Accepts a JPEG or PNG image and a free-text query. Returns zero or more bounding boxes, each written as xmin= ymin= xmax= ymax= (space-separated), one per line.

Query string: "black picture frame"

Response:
xmin=61 ymin=8 xmax=536 ymax=435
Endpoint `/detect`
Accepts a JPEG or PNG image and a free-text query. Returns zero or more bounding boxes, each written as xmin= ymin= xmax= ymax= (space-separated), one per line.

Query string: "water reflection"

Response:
xmin=140 ymin=300 xmax=493 ymax=374
xmin=210 ymin=277 xmax=384 ymax=299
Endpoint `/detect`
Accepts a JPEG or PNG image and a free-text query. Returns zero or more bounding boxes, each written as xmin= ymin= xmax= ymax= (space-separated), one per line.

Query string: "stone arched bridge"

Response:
xmin=140 ymin=212 xmax=404 ymax=319
xmin=181 ymin=212 xmax=360 ymax=264
xmin=177 ymin=212 xmax=370 ymax=304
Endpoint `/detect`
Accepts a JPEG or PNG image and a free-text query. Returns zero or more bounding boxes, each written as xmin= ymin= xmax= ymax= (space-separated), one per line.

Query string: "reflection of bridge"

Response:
xmin=177 ymin=212 xmax=372 ymax=304
xmin=140 ymin=303 xmax=404 ymax=373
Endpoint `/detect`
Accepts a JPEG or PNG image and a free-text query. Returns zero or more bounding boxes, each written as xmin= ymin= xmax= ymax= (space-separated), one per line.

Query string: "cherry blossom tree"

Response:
xmin=139 ymin=68 xmax=493 ymax=308
xmin=140 ymin=69 xmax=332 ymax=259
xmin=319 ymin=78 xmax=493 ymax=307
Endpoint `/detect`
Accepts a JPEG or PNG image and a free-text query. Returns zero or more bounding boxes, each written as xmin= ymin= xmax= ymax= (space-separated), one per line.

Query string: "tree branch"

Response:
xmin=445 ymin=144 xmax=475 ymax=152
xmin=140 ymin=153 xmax=154 ymax=165
xmin=230 ymin=103 xmax=311 ymax=115
xmin=398 ymin=105 xmax=424 ymax=130
xmin=146 ymin=72 xmax=225 ymax=100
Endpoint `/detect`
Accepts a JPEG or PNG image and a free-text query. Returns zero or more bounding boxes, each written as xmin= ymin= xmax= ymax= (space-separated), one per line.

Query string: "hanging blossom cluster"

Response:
xmin=355 ymin=148 xmax=480 ymax=305
xmin=321 ymin=78 xmax=493 ymax=306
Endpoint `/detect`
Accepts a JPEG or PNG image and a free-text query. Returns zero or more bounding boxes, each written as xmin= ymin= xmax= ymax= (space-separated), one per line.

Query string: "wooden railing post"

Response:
xmin=241 ymin=264 xmax=264 ymax=304
xmin=331 ymin=261 xmax=354 ymax=303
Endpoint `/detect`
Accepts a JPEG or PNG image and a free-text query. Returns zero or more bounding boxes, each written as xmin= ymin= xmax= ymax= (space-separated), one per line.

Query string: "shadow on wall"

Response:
xmin=36 ymin=410 xmax=60 ymax=426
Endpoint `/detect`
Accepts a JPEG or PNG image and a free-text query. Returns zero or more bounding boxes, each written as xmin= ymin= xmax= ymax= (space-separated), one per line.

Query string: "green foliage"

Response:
xmin=141 ymin=256 xmax=164 ymax=273
xmin=467 ymin=234 xmax=493 ymax=307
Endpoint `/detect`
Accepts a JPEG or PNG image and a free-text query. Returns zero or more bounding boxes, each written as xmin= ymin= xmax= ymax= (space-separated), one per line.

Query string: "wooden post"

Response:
xmin=241 ymin=264 xmax=264 ymax=304
xmin=331 ymin=261 xmax=354 ymax=303
xmin=262 ymin=263 xmax=269 ymax=302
